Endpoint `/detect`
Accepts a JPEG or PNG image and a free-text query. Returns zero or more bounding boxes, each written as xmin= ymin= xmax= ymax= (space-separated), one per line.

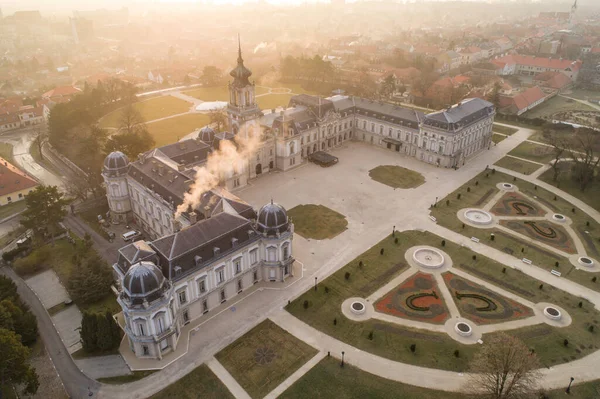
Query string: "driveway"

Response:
xmin=52 ymin=306 xmax=83 ymax=354
xmin=75 ymin=355 xmax=131 ymax=379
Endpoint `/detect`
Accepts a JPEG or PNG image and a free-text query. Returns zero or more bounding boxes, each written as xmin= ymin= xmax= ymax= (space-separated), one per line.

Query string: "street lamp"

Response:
xmin=566 ymin=377 xmax=574 ymax=394
xmin=341 ymin=351 xmax=345 ymax=368
xmin=314 ymin=277 xmax=317 ymax=291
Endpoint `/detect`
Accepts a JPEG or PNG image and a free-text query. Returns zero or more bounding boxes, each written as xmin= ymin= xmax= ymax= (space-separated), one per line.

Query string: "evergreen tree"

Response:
xmin=80 ymin=312 xmax=98 ymax=352
xmin=68 ymin=253 xmax=113 ymax=305
xmin=106 ymin=311 xmax=122 ymax=348
xmin=0 ymin=328 xmax=39 ymax=397
xmin=20 ymin=186 xmax=68 ymax=241
xmin=95 ymin=313 xmax=112 ymax=351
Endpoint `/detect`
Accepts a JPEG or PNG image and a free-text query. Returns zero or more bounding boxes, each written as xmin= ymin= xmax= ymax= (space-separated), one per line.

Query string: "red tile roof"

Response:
xmin=534 ymin=71 xmax=572 ymax=89
xmin=493 ymin=55 xmax=581 ymax=71
xmin=0 ymin=112 xmax=20 ymax=125
xmin=0 ymin=157 xmax=38 ymax=197
xmin=42 ymin=86 xmax=81 ymax=99
xmin=499 ymin=86 xmax=546 ymax=112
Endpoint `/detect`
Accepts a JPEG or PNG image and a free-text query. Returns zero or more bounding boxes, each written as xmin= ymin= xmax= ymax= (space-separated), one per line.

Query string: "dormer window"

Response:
xmin=194 ymin=255 xmax=202 ymax=266
xmin=231 ymin=237 xmax=238 ymax=247
xmin=213 ymin=247 xmax=220 ymax=256
xmin=174 ymin=266 xmax=182 ymax=276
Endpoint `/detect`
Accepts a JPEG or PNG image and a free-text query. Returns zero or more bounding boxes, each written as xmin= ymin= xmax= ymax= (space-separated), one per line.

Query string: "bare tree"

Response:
xmin=547 ymin=129 xmax=567 ymax=182
xmin=568 ymin=128 xmax=600 ymax=192
xmin=119 ymin=105 xmax=146 ymax=135
xmin=467 ymin=333 xmax=541 ymax=399
xmin=32 ymin=124 xmax=48 ymax=161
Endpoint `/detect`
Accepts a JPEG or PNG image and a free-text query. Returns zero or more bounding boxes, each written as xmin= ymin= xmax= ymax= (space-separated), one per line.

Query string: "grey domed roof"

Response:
xmin=122 ymin=261 xmax=166 ymax=302
xmin=256 ymin=200 xmax=289 ymax=236
xmin=198 ymin=126 xmax=215 ymax=144
xmin=103 ymin=151 xmax=129 ymax=175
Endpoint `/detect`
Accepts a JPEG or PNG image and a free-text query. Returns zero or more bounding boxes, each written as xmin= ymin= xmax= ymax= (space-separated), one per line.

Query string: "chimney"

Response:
xmin=138 ymin=153 xmax=145 ymax=164
xmin=177 ymin=164 xmax=185 ymax=171
xmin=189 ymin=211 xmax=197 ymax=224
xmin=172 ymin=218 xmax=182 ymax=232
xmin=203 ymin=206 xmax=211 ymax=220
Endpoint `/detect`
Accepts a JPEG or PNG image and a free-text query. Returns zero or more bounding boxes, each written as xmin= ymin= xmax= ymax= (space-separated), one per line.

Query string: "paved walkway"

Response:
xmin=206 ymin=357 xmax=251 ymax=399
xmin=263 ymin=352 xmax=326 ymax=399
xmin=75 ymin=355 xmax=131 ymax=380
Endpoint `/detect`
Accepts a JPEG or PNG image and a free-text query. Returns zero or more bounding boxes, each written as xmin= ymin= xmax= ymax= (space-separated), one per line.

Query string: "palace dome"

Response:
xmin=198 ymin=126 xmax=216 ymax=144
xmin=256 ymin=200 xmax=289 ymax=236
xmin=103 ymin=151 xmax=129 ymax=176
xmin=122 ymin=261 xmax=167 ymax=303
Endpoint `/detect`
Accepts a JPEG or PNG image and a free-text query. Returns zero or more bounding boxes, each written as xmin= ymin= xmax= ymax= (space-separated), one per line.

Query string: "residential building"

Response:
xmin=0 ymin=157 xmax=38 ymax=205
xmin=492 ymin=55 xmax=582 ymax=80
xmin=498 ymin=86 xmax=549 ymax=115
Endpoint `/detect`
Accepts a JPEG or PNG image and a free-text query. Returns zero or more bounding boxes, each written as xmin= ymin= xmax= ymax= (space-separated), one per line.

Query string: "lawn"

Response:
xmin=280 ymin=356 xmax=600 ymax=399
xmin=492 ymin=124 xmax=518 ymax=135
xmin=0 ymin=142 xmax=15 ymax=165
xmin=183 ymin=86 xmax=229 ymax=101
xmin=538 ymin=162 xmax=600 ymax=212
xmin=215 ymin=319 xmax=318 ymax=399
xmin=287 ymin=230 xmax=478 ymax=372
xmin=368 ymin=165 xmax=425 ymax=189
xmin=0 ymin=200 xmax=27 ymax=220
xmin=78 ymin=204 xmax=111 ymax=240
xmin=287 ymin=204 xmax=348 ymax=240
xmin=492 ymin=134 xmax=506 ymax=144
xmin=280 ymin=356 xmax=465 ymax=399
xmin=508 ymin=141 xmax=555 ymax=164
xmin=288 ymin=228 xmax=600 ymax=370
xmin=150 ymin=364 xmax=233 ymax=399
xmin=257 ymin=94 xmax=293 ymax=111
xmin=430 ymin=169 xmax=600 ymax=292
xmin=564 ymin=89 xmax=600 ymax=103
xmin=29 ymin=142 xmax=62 ymax=177
xmin=524 ymin=96 xmax=595 ymax=119
xmin=146 ymin=113 xmax=211 ymax=147
xmin=494 ymin=156 xmax=542 ymax=175
xmin=99 ymin=96 xmax=192 ymax=128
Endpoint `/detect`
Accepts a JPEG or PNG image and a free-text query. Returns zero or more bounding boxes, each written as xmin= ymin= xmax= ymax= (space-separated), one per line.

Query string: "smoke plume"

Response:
xmin=175 ymin=127 xmax=263 ymax=218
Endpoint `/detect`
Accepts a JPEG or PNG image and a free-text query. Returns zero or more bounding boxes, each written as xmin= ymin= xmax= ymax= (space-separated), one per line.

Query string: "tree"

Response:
xmin=32 ymin=125 xmax=48 ymax=161
xmin=467 ymin=333 xmax=540 ymax=399
xmin=107 ymin=310 xmax=122 ymax=347
xmin=490 ymin=81 xmax=502 ymax=108
xmin=104 ymin=105 xmax=155 ymax=159
xmin=95 ymin=312 xmax=113 ymax=351
xmin=200 ymin=66 xmax=223 ymax=87
xmin=208 ymin=109 xmax=227 ymax=132
xmin=380 ymin=75 xmax=396 ymax=99
xmin=20 ymin=186 xmax=68 ymax=240
xmin=546 ymin=126 xmax=568 ymax=182
xmin=567 ymin=128 xmax=600 ymax=192
xmin=0 ymin=328 xmax=39 ymax=398
xmin=68 ymin=252 xmax=113 ymax=305
xmin=79 ymin=312 xmax=98 ymax=353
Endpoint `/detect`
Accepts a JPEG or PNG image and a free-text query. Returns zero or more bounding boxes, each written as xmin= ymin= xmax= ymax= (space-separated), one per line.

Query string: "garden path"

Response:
xmin=206 ymin=357 xmax=251 ymax=399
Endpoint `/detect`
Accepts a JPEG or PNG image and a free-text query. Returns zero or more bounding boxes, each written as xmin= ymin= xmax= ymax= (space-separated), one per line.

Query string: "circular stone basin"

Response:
xmin=350 ymin=301 xmax=366 ymax=315
xmin=544 ymin=306 xmax=562 ymax=321
xmin=501 ymin=183 xmax=514 ymax=190
xmin=578 ymin=257 xmax=595 ymax=267
xmin=464 ymin=209 xmax=493 ymax=225
xmin=412 ymin=248 xmax=445 ymax=269
xmin=552 ymin=214 xmax=566 ymax=223
xmin=455 ymin=322 xmax=473 ymax=337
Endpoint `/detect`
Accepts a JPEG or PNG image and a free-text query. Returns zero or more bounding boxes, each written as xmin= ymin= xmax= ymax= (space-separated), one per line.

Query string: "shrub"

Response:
xmin=359 ymin=260 xmax=363 ymax=268
xmin=486 ymin=173 xmax=489 ymax=178
xmin=2 ymin=246 xmax=28 ymax=262
xmin=457 ymin=193 xmax=461 ymax=199
xmin=513 ymin=176 xmax=517 ymax=181
xmin=553 ymin=196 xmax=557 ymax=201
xmin=589 ymin=325 xmax=594 ymax=333
xmin=368 ymin=331 xmax=373 ymax=340
xmin=345 ymin=272 xmax=350 ymax=280
xmin=13 ymin=246 xmax=52 ymax=276
xmin=303 ymin=300 xmax=309 ymax=309
xmin=462 ymin=223 xmax=465 ymax=229
xmin=467 ymin=187 xmax=471 ymax=192
xmin=563 ymin=339 xmax=569 ymax=347
xmin=472 ymin=255 xmax=477 ymax=261
xmin=394 ymin=237 xmax=398 ymax=244
xmin=441 ymin=239 xmax=446 ymax=247
xmin=587 ymin=221 xmax=590 ymax=227
xmin=572 ymin=208 xmax=575 ymax=213
xmin=539 ymin=284 xmax=543 ymax=290
xmin=593 ymin=277 xmax=597 ymax=283
xmin=333 ymin=318 xmax=337 ymax=326
xmin=521 ymin=247 xmax=525 ymax=253
xmin=454 ymin=349 xmax=460 ymax=358
xmin=578 ymin=301 xmax=583 ymax=308
xmin=446 ymin=199 xmax=450 ymax=206
xmin=492 ymin=168 xmax=496 ymax=174
xmin=410 ymin=344 xmax=416 ymax=353
xmin=502 ymin=267 xmax=506 ymax=273
xmin=555 ymin=261 xmax=559 ymax=268
xmin=380 ymin=248 xmax=385 ymax=255
xmin=490 ymin=233 xmax=495 ymax=241
xmin=534 ymin=185 xmax=537 ymax=190
xmin=324 ymin=286 xmax=329 ymax=294
xmin=475 ymin=181 xmax=479 ymax=186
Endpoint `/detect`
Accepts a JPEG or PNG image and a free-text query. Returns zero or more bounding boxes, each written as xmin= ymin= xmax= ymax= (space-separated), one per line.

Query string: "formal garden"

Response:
xmin=150 ymin=364 xmax=232 ymax=399
xmin=494 ymin=155 xmax=543 ymax=175
xmin=538 ymin=161 xmax=600 ymax=212
xmin=507 ymin=141 xmax=555 ymax=164
xmin=287 ymin=228 xmax=600 ymax=370
xmin=215 ymin=319 xmax=317 ymax=398
xmin=287 ymin=204 xmax=348 ymax=240
xmin=99 ymin=95 xmax=192 ymax=129
xmin=368 ymin=165 xmax=425 ymax=189
xmin=430 ymin=169 xmax=600 ymax=292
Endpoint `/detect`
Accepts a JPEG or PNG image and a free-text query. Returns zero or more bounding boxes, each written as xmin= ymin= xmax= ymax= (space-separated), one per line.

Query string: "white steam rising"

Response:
xmin=175 ymin=127 xmax=262 ymax=218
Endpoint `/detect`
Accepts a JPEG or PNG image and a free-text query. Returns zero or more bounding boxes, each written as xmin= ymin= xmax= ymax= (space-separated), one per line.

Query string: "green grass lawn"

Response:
xmin=97 ymin=370 xmax=157 ymax=384
xmin=287 ymin=204 xmax=348 ymax=240
xmin=494 ymin=156 xmax=542 ymax=175
xmin=287 ymin=230 xmax=478 ymax=372
xmin=99 ymin=96 xmax=192 ymax=128
xmin=492 ymin=134 xmax=506 ymax=144
xmin=538 ymin=162 xmax=600 ymax=213
xmin=280 ymin=356 xmax=465 ymax=399
xmin=77 ymin=204 xmax=111 ymax=240
xmin=524 ymin=95 xmax=596 ymax=119
xmin=147 ymin=113 xmax=211 ymax=147
xmin=368 ymin=165 xmax=425 ymax=189
xmin=564 ymin=89 xmax=600 ymax=102
xmin=150 ymin=364 xmax=233 ymax=399
xmin=0 ymin=200 xmax=27 ymax=220
xmin=508 ymin=142 xmax=555 ymax=164
xmin=288 ymin=228 xmax=600 ymax=370
xmin=216 ymin=319 xmax=317 ymax=399
xmin=280 ymin=356 xmax=600 ymax=399
xmin=0 ymin=142 xmax=15 ymax=165
xmin=257 ymin=94 xmax=293 ymax=110
xmin=184 ymin=85 xmax=270 ymax=101
xmin=492 ymin=124 xmax=519 ymax=135
xmin=430 ymin=170 xmax=600 ymax=292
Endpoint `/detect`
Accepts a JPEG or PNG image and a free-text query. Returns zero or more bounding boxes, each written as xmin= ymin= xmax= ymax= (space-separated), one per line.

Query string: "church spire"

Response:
xmin=230 ymin=34 xmax=252 ymax=87
xmin=237 ymin=33 xmax=243 ymax=64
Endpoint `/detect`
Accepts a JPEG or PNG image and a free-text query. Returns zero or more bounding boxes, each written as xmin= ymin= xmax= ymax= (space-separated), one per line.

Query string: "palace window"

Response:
xmin=216 ymin=268 xmax=225 ymax=284
xmin=234 ymin=258 xmax=242 ymax=275
xmin=250 ymin=249 xmax=258 ymax=264
xmin=198 ymin=278 xmax=206 ymax=293
xmin=178 ymin=290 xmax=187 ymax=305
xmin=202 ymin=300 xmax=208 ymax=313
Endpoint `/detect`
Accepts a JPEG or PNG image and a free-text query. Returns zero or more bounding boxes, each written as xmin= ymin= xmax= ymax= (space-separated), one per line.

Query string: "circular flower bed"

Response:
xmin=552 ymin=214 xmax=567 ymax=223
xmin=454 ymin=322 xmax=472 ymax=337
xmin=464 ymin=209 xmax=493 ymax=226
xmin=412 ymin=248 xmax=445 ymax=269
xmin=500 ymin=183 xmax=514 ymax=190
xmin=578 ymin=257 xmax=595 ymax=267
xmin=350 ymin=301 xmax=366 ymax=315
xmin=543 ymin=306 xmax=562 ymax=321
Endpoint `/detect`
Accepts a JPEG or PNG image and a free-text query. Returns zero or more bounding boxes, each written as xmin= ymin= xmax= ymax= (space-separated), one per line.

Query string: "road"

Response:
xmin=0 ymin=266 xmax=99 ymax=399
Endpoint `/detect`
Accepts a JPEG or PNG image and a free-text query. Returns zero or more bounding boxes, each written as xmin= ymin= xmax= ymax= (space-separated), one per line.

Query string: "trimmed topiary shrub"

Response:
xmin=303 ymin=300 xmax=309 ymax=309
xmin=410 ymin=344 xmax=416 ymax=353
xmin=345 ymin=272 xmax=351 ymax=280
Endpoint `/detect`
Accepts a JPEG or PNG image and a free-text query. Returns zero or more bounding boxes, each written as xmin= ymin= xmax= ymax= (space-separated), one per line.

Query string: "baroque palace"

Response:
xmin=104 ymin=41 xmax=495 ymax=360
